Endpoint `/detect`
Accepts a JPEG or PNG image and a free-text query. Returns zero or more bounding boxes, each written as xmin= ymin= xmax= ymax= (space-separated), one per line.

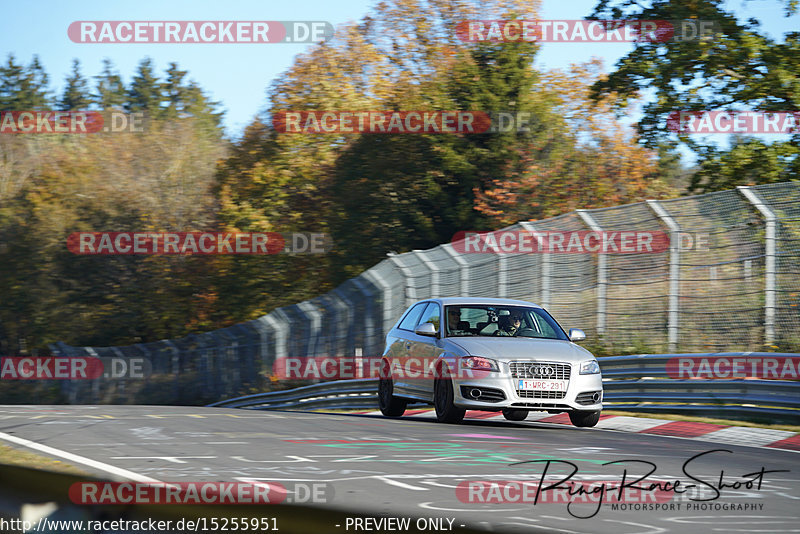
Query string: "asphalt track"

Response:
xmin=0 ymin=405 xmax=797 ymax=534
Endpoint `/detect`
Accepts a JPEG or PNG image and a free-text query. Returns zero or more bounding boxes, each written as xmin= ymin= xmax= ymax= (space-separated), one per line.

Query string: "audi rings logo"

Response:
xmin=532 ymin=366 xmax=555 ymax=376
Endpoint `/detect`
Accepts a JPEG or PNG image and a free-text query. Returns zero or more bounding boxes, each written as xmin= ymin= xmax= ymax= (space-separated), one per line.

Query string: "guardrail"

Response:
xmin=208 ymin=379 xmax=379 ymax=410
xmin=208 ymin=353 xmax=800 ymax=424
xmin=598 ymin=353 xmax=800 ymax=422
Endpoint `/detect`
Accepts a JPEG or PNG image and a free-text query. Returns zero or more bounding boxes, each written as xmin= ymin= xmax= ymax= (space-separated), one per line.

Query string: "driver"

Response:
xmin=447 ymin=307 xmax=464 ymax=335
xmin=502 ymin=312 xmax=522 ymax=336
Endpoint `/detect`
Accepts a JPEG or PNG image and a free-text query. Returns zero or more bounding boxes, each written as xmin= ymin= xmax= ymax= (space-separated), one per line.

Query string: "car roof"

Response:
xmin=417 ymin=297 xmax=542 ymax=308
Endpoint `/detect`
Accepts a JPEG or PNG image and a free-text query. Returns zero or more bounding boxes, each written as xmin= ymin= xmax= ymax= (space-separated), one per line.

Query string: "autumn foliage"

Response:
xmin=7 ymin=0 xmax=794 ymax=353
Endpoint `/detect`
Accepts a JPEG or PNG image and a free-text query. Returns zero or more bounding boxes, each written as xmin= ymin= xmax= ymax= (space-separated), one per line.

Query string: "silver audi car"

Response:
xmin=377 ymin=297 xmax=602 ymax=426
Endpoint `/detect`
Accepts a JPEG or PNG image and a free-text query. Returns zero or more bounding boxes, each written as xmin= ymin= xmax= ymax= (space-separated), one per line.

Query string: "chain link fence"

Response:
xmin=47 ymin=182 xmax=800 ymax=404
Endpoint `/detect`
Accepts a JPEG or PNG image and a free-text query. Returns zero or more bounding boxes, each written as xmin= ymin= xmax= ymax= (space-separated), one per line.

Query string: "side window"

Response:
xmin=398 ymin=302 xmax=428 ymax=331
xmin=416 ymin=302 xmax=441 ymax=332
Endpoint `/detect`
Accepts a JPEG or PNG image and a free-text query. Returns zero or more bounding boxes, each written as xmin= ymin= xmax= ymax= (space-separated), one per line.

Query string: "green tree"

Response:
xmin=94 ymin=58 xmax=126 ymax=109
xmin=127 ymin=57 xmax=162 ymax=114
xmin=0 ymin=54 xmax=51 ymax=109
xmin=162 ymin=62 xmax=224 ymax=133
xmin=59 ymin=59 xmax=92 ymax=110
xmin=588 ymin=0 xmax=799 ymax=192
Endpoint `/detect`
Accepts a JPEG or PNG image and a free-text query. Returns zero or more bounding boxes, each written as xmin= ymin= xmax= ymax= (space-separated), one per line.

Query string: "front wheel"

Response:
xmin=569 ymin=410 xmax=600 ymax=427
xmin=434 ymin=367 xmax=465 ymax=424
xmin=378 ymin=361 xmax=407 ymax=417
xmin=502 ymin=408 xmax=528 ymax=421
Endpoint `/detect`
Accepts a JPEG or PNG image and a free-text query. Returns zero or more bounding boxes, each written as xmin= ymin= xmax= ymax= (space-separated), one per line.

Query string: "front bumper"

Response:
xmin=451 ymin=359 xmax=603 ymax=412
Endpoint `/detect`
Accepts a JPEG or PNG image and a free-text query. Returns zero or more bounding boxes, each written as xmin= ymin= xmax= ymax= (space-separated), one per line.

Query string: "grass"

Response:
xmin=0 ymin=443 xmax=89 ymax=476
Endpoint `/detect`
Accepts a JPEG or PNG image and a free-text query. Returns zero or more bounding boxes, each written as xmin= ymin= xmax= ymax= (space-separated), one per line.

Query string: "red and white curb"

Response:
xmin=349 ymin=409 xmax=800 ymax=453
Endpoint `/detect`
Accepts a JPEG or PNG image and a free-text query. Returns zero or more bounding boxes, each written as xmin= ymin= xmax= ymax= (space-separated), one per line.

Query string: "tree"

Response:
xmin=94 ymin=58 xmax=126 ymax=109
xmin=162 ymin=62 xmax=189 ymax=119
xmin=0 ymin=55 xmax=229 ymax=353
xmin=475 ymin=59 xmax=674 ymax=224
xmin=127 ymin=57 xmax=162 ymax=114
xmin=259 ymin=1 xmax=554 ymax=280
xmin=587 ymin=0 xmax=799 ymax=192
xmin=162 ymin=63 xmax=224 ymax=132
xmin=59 ymin=59 xmax=92 ymax=110
xmin=0 ymin=54 xmax=51 ymax=109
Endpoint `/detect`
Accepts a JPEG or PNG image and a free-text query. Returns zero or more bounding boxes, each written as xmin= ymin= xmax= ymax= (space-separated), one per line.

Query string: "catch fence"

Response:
xmin=48 ymin=182 xmax=800 ymax=404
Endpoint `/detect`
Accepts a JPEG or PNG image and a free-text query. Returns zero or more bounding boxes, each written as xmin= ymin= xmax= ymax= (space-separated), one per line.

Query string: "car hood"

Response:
xmin=445 ymin=337 xmax=594 ymax=363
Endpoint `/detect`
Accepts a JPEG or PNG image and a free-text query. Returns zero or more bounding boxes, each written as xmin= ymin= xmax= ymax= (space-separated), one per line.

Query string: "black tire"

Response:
xmin=378 ymin=361 xmax=407 ymax=417
xmin=569 ymin=410 xmax=600 ymax=427
xmin=434 ymin=366 xmax=466 ymax=424
xmin=502 ymin=408 xmax=528 ymax=421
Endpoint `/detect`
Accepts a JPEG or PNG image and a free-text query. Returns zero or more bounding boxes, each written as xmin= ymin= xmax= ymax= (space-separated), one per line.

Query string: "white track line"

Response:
xmin=0 ymin=431 xmax=160 ymax=482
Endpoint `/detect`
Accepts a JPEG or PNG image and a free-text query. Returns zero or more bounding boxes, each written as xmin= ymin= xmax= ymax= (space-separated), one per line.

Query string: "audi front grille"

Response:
xmin=509 ymin=361 xmax=571 ymax=380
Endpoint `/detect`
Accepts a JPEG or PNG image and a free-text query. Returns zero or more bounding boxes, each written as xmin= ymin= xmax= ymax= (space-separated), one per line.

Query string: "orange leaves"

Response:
xmin=475 ymin=59 xmax=675 ymax=225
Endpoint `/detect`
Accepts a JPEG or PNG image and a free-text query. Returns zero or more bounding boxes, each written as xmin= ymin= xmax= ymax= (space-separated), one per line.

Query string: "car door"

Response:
xmin=388 ymin=301 xmax=428 ymax=396
xmin=402 ymin=301 xmax=441 ymax=398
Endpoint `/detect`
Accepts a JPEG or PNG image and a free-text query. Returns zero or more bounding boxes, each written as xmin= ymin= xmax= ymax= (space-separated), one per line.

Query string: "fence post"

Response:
xmin=362 ymin=267 xmax=395 ymax=340
xmin=164 ymin=340 xmax=180 ymax=403
xmin=251 ymin=317 xmax=272 ymax=378
xmin=518 ymin=221 xmax=549 ymax=308
xmin=413 ymin=250 xmax=440 ymax=298
xmin=576 ymin=210 xmax=607 ymax=336
xmin=738 ymin=186 xmax=777 ymax=344
xmin=262 ymin=312 xmax=289 ymax=366
xmin=351 ymin=277 xmax=377 ymax=357
xmin=497 ymin=248 xmax=508 ymax=298
xmin=85 ymin=347 xmax=101 ymax=403
xmin=388 ymin=253 xmax=417 ymax=307
xmin=332 ymin=287 xmax=358 ymax=359
xmin=442 ymin=243 xmax=470 ymax=296
xmin=297 ymin=301 xmax=323 ymax=357
xmin=647 ymin=200 xmax=681 ymax=351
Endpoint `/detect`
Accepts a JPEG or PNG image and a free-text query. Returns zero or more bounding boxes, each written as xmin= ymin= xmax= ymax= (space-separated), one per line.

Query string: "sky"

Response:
xmin=1 ymin=0 xmax=798 ymax=138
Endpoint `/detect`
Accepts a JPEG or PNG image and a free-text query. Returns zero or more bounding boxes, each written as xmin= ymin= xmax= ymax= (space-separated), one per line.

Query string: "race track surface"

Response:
xmin=0 ymin=405 xmax=797 ymax=533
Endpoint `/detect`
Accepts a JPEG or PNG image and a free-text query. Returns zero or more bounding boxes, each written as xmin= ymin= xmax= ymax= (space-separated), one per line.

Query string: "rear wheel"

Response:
xmin=434 ymin=366 xmax=466 ymax=424
xmin=569 ymin=410 xmax=600 ymax=427
xmin=378 ymin=360 xmax=407 ymax=417
xmin=502 ymin=408 xmax=528 ymax=421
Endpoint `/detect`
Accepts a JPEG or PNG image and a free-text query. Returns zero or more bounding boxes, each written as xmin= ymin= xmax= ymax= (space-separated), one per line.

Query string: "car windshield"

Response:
xmin=444 ymin=305 xmax=568 ymax=340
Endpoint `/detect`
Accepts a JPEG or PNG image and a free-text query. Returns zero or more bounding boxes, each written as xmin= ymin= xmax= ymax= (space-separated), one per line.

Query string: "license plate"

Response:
xmin=518 ymin=379 xmax=568 ymax=391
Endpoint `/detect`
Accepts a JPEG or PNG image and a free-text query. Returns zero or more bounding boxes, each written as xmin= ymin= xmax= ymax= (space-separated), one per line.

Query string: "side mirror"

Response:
xmin=415 ymin=322 xmax=438 ymax=337
xmin=568 ymin=328 xmax=586 ymax=342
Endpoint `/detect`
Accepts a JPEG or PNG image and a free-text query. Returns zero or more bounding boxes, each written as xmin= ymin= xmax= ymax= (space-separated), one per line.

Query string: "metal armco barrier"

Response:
xmin=599 ymin=353 xmax=800 ymax=422
xmin=209 ymin=353 xmax=800 ymax=424
xmin=208 ymin=379 xmax=379 ymax=410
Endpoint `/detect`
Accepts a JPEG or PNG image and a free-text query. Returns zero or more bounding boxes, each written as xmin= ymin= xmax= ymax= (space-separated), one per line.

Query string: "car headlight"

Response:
xmin=460 ymin=356 xmax=499 ymax=372
xmin=579 ymin=359 xmax=601 ymax=375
